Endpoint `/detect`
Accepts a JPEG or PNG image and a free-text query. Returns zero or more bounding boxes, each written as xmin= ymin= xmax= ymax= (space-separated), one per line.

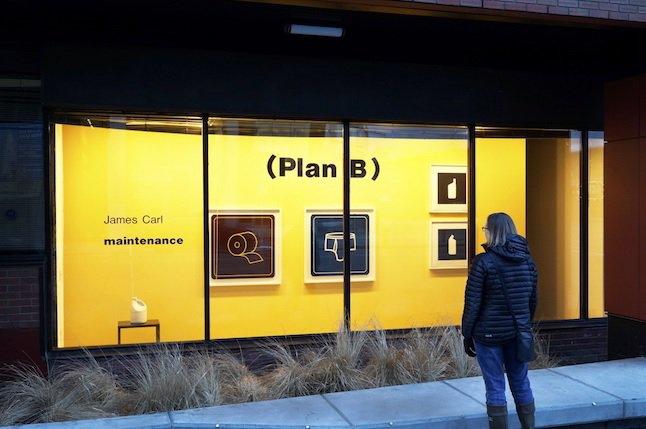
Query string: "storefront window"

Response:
xmin=53 ymin=114 xmax=204 ymax=348
xmin=208 ymin=118 xmax=343 ymax=339
xmin=588 ymin=131 xmax=604 ymax=318
xmin=51 ymin=113 xmax=600 ymax=349
xmin=475 ymin=128 xmax=581 ymax=320
xmin=349 ymin=124 xmax=469 ymax=329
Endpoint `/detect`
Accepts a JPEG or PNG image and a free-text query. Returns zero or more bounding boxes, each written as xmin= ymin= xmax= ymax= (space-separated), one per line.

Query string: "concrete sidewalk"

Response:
xmin=3 ymin=357 xmax=645 ymax=429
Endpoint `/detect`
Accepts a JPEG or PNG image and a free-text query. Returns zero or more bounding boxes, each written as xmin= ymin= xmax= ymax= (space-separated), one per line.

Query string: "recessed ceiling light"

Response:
xmin=287 ymin=24 xmax=344 ymax=38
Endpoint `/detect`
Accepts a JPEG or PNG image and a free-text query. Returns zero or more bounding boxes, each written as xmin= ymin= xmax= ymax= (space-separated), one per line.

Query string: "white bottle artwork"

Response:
xmin=447 ymin=177 xmax=457 ymax=200
xmin=130 ymin=297 xmax=147 ymax=324
xmin=448 ymin=234 xmax=457 ymax=256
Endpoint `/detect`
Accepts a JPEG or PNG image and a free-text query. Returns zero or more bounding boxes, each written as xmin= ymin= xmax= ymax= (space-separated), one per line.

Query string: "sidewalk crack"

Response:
xmin=442 ymin=380 xmax=487 ymax=407
xmin=321 ymin=394 xmax=355 ymax=427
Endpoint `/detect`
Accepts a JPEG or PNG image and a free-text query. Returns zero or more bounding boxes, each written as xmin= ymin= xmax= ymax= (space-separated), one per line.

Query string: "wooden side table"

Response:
xmin=117 ymin=319 xmax=160 ymax=344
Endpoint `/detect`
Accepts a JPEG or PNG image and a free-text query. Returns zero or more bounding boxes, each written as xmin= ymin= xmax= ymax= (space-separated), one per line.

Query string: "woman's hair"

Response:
xmin=485 ymin=212 xmax=518 ymax=247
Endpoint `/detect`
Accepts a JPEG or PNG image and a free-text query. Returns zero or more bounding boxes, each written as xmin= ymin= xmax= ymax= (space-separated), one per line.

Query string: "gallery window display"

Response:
xmin=50 ymin=113 xmax=605 ymax=349
xmin=208 ymin=118 xmax=344 ymax=339
xmin=52 ymin=114 xmax=205 ymax=348
xmin=348 ymin=124 xmax=469 ymax=330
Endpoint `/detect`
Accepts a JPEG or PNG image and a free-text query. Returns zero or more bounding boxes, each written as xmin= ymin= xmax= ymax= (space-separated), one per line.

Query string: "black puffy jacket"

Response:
xmin=461 ymin=234 xmax=538 ymax=345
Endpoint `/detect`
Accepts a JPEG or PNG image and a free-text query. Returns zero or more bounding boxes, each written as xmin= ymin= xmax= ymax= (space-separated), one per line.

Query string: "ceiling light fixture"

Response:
xmin=287 ymin=24 xmax=344 ymax=38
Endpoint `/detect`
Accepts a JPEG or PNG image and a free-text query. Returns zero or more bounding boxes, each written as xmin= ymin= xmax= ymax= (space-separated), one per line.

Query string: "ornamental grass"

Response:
xmin=0 ymin=324 xmax=560 ymax=426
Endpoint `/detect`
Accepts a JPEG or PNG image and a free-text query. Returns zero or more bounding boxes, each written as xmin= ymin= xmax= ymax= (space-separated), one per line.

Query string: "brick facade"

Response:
xmin=0 ymin=266 xmax=42 ymax=368
xmin=0 ymin=267 xmax=40 ymax=329
xmin=409 ymin=0 xmax=646 ymax=22
xmin=537 ymin=322 xmax=608 ymax=365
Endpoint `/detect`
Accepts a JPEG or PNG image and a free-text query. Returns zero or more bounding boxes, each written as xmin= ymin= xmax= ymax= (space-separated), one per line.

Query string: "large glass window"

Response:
xmin=208 ymin=119 xmax=343 ymax=339
xmin=588 ymin=131 xmax=604 ymax=318
xmin=51 ymin=113 xmax=602 ymax=349
xmin=349 ymin=124 xmax=469 ymax=329
xmin=475 ymin=128 xmax=581 ymax=320
xmin=53 ymin=115 xmax=204 ymax=348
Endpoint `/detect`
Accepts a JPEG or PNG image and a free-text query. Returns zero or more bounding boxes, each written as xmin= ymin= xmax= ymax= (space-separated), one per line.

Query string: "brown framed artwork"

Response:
xmin=209 ymin=209 xmax=281 ymax=286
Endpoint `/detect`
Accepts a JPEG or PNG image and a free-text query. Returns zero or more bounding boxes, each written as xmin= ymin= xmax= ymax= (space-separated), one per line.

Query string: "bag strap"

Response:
xmin=488 ymin=255 xmax=521 ymax=334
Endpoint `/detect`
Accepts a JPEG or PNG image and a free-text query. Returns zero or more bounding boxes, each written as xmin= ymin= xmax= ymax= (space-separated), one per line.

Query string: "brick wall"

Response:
xmin=0 ymin=266 xmax=43 ymax=369
xmin=379 ymin=0 xmax=646 ymax=23
xmin=537 ymin=322 xmax=608 ymax=365
xmin=0 ymin=267 xmax=40 ymax=329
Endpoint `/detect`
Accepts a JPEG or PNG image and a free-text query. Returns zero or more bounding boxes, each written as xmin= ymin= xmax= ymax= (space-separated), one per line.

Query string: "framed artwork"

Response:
xmin=430 ymin=221 xmax=468 ymax=270
xmin=209 ymin=209 xmax=281 ymax=286
xmin=304 ymin=209 xmax=376 ymax=283
xmin=430 ymin=165 xmax=468 ymax=213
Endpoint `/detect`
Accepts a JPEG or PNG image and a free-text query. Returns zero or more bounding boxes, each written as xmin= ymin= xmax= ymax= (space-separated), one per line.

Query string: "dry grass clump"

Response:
xmin=118 ymin=345 xmax=271 ymax=413
xmin=182 ymin=350 xmax=223 ymax=408
xmin=443 ymin=326 xmax=482 ymax=378
xmin=261 ymin=343 xmax=326 ymax=398
xmin=530 ymin=331 xmax=561 ymax=370
xmin=0 ymin=354 xmax=118 ymax=425
xmin=311 ymin=328 xmax=370 ymax=393
xmin=212 ymin=352 xmax=269 ymax=404
xmin=263 ymin=327 xmax=370 ymax=398
xmin=363 ymin=327 xmax=449 ymax=387
xmin=120 ymin=345 xmax=197 ymax=414
xmin=0 ymin=323 xmax=563 ymax=425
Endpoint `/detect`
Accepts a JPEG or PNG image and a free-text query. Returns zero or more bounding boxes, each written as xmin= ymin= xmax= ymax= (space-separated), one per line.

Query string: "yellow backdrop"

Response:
xmin=350 ymin=137 xmax=469 ymax=329
xmin=208 ymin=134 xmax=344 ymax=338
xmin=56 ymin=124 xmax=204 ymax=347
xmin=56 ymin=126 xmax=553 ymax=347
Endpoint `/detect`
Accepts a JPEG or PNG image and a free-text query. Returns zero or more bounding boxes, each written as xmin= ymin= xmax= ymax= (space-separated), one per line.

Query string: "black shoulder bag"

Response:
xmin=490 ymin=257 xmax=536 ymax=363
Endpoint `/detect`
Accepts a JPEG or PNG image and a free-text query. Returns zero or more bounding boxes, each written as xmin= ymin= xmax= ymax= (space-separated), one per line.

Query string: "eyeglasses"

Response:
xmin=482 ymin=226 xmax=489 ymax=231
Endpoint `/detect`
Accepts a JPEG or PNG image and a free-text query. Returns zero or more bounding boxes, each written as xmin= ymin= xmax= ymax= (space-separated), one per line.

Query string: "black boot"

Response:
xmin=516 ymin=401 xmax=535 ymax=429
xmin=487 ymin=404 xmax=508 ymax=429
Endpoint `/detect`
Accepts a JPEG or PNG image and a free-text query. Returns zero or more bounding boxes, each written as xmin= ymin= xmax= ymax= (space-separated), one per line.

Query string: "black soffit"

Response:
xmin=2 ymin=0 xmax=644 ymax=75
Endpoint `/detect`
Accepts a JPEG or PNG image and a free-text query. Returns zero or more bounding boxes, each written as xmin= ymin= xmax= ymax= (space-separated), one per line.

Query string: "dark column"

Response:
xmin=604 ymin=74 xmax=646 ymax=359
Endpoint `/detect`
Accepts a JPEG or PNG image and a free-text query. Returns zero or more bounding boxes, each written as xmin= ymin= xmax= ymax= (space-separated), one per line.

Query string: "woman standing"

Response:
xmin=461 ymin=212 xmax=538 ymax=429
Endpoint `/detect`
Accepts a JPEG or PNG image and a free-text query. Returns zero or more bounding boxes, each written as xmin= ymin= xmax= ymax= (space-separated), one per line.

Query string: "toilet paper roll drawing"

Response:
xmin=324 ymin=231 xmax=357 ymax=262
xmin=227 ymin=231 xmax=264 ymax=264
xmin=130 ymin=297 xmax=147 ymax=324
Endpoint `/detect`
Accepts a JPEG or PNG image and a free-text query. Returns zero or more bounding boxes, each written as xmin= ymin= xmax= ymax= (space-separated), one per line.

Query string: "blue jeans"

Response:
xmin=474 ymin=340 xmax=534 ymax=407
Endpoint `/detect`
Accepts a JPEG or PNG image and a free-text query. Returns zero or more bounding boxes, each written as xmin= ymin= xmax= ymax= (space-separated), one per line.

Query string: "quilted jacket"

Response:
xmin=461 ymin=234 xmax=538 ymax=345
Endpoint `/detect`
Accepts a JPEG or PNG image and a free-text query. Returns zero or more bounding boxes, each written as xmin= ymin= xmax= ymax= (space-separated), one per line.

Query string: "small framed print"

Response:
xmin=430 ymin=165 xmax=467 ymax=213
xmin=430 ymin=222 xmax=468 ymax=270
xmin=209 ymin=209 xmax=281 ymax=286
xmin=305 ymin=209 xmax=376 ymax=283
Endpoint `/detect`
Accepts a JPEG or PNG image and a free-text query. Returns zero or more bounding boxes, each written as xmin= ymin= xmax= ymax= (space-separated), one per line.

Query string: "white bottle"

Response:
xmin=448 ymin=235 xmax=457 ymax=256
xmin=130 ymin=297 xmax=147 ymax=324
xmin=447 ymin=178 xmax=457 ymax=200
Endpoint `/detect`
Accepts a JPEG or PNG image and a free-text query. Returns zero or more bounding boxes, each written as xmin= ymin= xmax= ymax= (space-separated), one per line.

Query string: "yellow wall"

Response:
xmin=209 ymin=135 xmax=344 ymax=339
xmin=527 ymin=138 xmax=580 ymax=320
xmin=475 ymin=138 xmax=527 ymax=244
xmin=350 ymin=137 xmax=469 ymax=329
xmin=208 ymin=135 xmax=474 ymax=337
xmin=56 ymin=125 xmax=204 ymax=347
xmin=56 ymin=125 xmax=596 ymax=347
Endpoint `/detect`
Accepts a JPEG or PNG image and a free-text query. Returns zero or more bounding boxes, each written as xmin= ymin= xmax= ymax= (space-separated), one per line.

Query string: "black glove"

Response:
xmin=463 ymin=337 xmax=476 ymax=357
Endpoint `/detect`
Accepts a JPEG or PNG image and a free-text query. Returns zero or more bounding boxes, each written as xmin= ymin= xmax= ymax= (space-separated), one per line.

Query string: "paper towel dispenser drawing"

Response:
xmin=130 ymin=297 xmax=147 ymax=324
